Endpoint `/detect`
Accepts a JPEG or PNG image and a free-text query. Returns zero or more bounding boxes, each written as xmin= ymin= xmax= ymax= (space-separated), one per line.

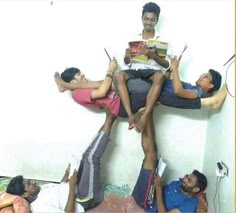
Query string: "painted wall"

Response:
xmin=0 ymin=0 xmax=234 ymax=212
xmin=203 ymin=60 xmax=235 ymax=213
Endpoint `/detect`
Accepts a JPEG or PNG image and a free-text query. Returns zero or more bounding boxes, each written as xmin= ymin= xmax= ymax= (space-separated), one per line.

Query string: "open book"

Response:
xmin=156 ymin=156 xmax=167 ymax=177
xmin=129 ymin=39 xmax=168 ymax=63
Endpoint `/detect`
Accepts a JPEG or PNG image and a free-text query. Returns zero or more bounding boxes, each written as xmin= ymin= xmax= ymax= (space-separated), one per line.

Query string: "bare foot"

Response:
xmin=128 ymin=114 xmax=137 ymax=130
xmin=202 ymin=84 xmax=228 ymax=109
xmin=54 ymin=72 xmax=67 ymax=93
xmin=211 ymin=85 xmax=228 ymax=109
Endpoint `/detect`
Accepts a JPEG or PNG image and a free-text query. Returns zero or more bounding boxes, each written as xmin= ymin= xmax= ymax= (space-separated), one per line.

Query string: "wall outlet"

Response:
xmin=216 ymin=161 xmax=228 ymax=177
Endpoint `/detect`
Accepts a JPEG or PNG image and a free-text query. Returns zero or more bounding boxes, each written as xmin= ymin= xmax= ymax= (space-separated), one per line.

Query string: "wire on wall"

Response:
xmin=223 ymin=54 xmax=235 ymax=97
xmin=213 ymin=176 xmax=223 ymax=213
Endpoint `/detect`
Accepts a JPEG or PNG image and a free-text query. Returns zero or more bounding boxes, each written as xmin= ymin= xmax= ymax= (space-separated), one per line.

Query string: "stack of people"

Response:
xmin=3 ymin=2 xmax=228 ymax=213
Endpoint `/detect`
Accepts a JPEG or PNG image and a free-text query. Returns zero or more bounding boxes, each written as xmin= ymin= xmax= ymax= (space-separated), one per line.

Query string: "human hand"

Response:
xmin=140 ymin=45 xmax=157 ymax=59
xmin=69 ymin=169 xmax=78 ymax=189
xmin=154 ymin=175 xmax=162 ymax=191
xmin=125 ymin=48 xmax=132 ymax=58
xmin=108 ymin=58 xmax=118 ymax=74
xmin=171 ymin=57 xmax=178 ymax=70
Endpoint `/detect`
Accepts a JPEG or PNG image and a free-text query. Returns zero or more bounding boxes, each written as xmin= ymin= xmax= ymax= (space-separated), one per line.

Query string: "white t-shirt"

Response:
xmin=31 ymin=183 xmax=84 ymax=213
xmin=124 ymin=31 xmax=174 ymax=71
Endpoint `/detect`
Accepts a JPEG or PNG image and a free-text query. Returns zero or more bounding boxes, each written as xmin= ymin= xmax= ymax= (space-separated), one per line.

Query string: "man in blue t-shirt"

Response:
xmin=132 ymin=114 xmax=208 ymax=213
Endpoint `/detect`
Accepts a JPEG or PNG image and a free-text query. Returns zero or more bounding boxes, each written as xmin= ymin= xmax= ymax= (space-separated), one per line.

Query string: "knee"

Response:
xmin=152 ymin=72 xmax=164 ymax=84
xmin=115 ymin=71 xmax=127 ymax=85
xmin=142 ymin=143 xmax=157 ymax=160
xmin=144 ymin=150 xmax=157 ymax=163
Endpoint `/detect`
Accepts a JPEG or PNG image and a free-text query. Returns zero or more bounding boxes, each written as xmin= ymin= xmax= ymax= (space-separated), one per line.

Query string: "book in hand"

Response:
xmin=129 ymin=39 xmax=168 ymax=63
xmin=156 ymin=156 xmax=167 ymax=177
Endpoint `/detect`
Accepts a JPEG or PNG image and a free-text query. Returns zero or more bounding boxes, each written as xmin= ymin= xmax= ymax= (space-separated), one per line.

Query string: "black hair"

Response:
xmin=6 ymin=175 xmax=25 ymax=196
xmin=208 ymin=69 xmax=222 ymax=93
xmin=142 ymin=2 xmax=161 ymax=18
xmin=61 ymin=67 xmax=80 ymax=83
xmin=192 ymin=170 xmax=208 ymax=193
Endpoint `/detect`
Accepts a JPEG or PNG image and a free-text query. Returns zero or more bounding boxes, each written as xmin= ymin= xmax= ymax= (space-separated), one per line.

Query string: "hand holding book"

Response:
xmin=129 ymin=39 xmax=168 ymax=63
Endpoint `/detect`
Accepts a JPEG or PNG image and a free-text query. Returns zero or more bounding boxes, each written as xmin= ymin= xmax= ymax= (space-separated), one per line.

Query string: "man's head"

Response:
xmin=142 ymin=2 xmax=160 ymax=32
xmin=181 ymin=170 xmax=207 ymax=195
xmin=196 ymin=69 xmax=222 ymax=93
xmin=6 ymin=175 xmax=41 ymax=202
xmin=61 ymin=67 xmax=87 ymax=83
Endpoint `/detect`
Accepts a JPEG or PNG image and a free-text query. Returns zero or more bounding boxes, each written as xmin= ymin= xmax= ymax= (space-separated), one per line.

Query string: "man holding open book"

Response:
xmin=115 ymin=2 xmax=174 ymax=133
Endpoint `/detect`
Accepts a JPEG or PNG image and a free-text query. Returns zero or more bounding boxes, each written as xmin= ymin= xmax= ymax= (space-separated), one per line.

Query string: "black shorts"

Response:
xmin=123 ymin=69 xmax=161 ymax=79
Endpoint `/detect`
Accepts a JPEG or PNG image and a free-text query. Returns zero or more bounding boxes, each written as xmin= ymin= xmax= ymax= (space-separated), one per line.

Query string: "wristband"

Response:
xmin=106 ymin=73 xmax=113 ymax=78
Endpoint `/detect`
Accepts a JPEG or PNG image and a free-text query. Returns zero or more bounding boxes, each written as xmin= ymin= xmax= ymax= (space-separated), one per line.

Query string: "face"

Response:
xmin=180 ymin=173 xmax=199 ymax=194
xmin=196 ymin=72 xmax=213 ymax=91
xmin=142 ymin=12 xmax=158 ymax=32
xmin=23 ymin=179 xmax=41 ymax=198
xmin=72 ymin=72 xmax=87 ymax=83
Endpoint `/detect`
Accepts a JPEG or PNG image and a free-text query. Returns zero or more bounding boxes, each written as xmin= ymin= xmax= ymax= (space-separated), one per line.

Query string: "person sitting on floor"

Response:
xmin=5 ymin=108 xmax=117 ymax=213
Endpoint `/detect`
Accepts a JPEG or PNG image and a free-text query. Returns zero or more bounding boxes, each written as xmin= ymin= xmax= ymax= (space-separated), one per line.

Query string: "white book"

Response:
xmin=156 ymin=157 xmax=167 ymax=177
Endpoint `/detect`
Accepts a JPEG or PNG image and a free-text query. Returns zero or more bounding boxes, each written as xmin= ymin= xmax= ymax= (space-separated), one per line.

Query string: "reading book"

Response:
xmin=156 ymin=156 xmax=167 ymax=177
xmin=129 ymin=39 xmax=168 ymax=63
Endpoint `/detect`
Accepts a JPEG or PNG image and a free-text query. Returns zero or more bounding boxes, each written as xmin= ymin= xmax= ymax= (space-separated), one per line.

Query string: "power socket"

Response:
xmin=216 ymin=161 xmax=228 ymax=177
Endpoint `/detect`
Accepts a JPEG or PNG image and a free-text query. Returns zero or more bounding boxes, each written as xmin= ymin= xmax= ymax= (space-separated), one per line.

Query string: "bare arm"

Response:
xmin=64 ymin=170 xmax=77 ymax=213
xmin=154 ymin=176 xmax=181 ymax=213
xmin=164 ymin=45 xmax=188 ymax=80
xmin=141 ymin=46 xmax=169 ymax=69
xmin=171 ymin=57 xmax=198 ymax=99
xmin=91 ymin=58 xmax=118 ymax=99
xmin=54 ymin=72 xmax=103 ymax=92
xmin=164 ymin=69 xmax=172 ymax=80
xmin=124 ymin=48 xmax=131 ymax=65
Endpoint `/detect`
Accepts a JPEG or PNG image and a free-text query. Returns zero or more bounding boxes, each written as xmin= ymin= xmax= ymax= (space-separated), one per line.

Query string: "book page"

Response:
xmin=156 ymin=157 xmax=167 ymax=177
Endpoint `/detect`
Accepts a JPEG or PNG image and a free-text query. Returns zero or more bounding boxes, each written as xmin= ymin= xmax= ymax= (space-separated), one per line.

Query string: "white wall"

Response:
xmin=203 ymin=61 xmax=235 ymax=213
xmin=0 ymin=0 xmax=234 ymax=211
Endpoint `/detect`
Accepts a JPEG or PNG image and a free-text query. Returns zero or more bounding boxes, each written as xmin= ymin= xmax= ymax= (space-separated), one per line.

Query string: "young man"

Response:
xmin=117 ymin=45 xmax=222 ymax=133
xmin=132 ymin=113 xmax=208 ymax=213
xmin=54 ymin=59 xmax=227 ymax=118
xmin=6 ymin=109 xmax=117 ymax=213
xmin=115 ymin=2 xmax=172 ymax=132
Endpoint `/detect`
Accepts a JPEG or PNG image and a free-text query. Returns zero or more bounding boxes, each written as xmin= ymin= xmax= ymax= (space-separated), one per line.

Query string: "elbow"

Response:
xmin=173 ymin=88 xmax=182 ymax=97
xmin=97 ymin=89 xmax=107 ymax=98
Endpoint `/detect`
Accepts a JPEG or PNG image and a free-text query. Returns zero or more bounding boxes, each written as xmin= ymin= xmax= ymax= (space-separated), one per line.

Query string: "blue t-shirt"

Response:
xmin=162 ymin=80 xmax=205 ymax=98
xmin=146 ymin=181 xmax=198 ymax=213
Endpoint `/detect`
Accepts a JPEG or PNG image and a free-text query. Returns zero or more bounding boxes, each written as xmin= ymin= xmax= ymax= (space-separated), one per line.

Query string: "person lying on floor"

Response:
xmin=54 ymin=59 xmax=227 ymax=129
xmin=132 ymin=112 xmax=208 ymax=213
xmin=5 ymin=108 xmax=117 ymax=213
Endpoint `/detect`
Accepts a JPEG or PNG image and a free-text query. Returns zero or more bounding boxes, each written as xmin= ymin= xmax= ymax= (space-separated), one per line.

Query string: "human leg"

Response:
xmin=115 ymin=71 xmax=137 ymax=130
xmin=201 ymin=84 xmax=228 ymax=109
xmin=132 ymin=113 xmax=157 ymax=209
xmin=136 ymin=72 xmax=164 ymax=133
xmin=77 ymin=109 xmax=116 ymax=209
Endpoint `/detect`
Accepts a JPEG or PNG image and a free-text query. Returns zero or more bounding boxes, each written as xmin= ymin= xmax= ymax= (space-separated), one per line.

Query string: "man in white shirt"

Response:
xmin=6 ymin=108 xmax=116 ymax=213
xmin=115 ymin=2 xmax=173 ymax=133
